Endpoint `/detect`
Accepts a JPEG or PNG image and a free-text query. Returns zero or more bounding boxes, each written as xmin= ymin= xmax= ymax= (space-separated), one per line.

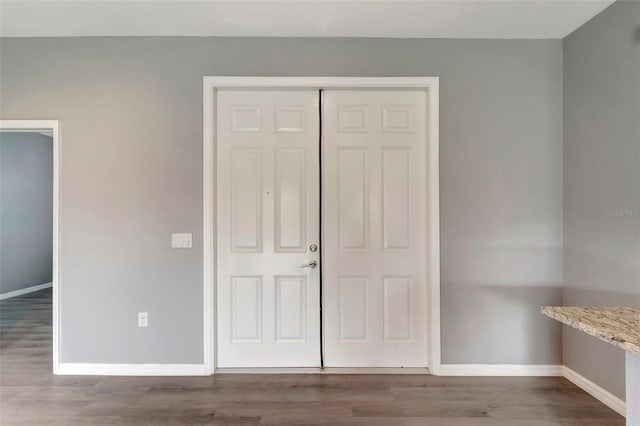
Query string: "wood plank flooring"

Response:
xmin=0 ymin=289 xmax=624 ymax=425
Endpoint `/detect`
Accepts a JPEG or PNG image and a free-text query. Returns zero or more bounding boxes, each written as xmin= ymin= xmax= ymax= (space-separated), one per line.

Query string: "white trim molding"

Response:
xmin=57 ymin=363 xmax=209 ymax=376
xmin=0 ymin=120 xmax=61 ymax=375
xmin=203 ymin=76 xmax=441 ymax=374
xmin=0 ymin=282 xmax=52 ymax=301
xmin=563 ymin=366 xmax=626 ymax=417
xmin=216 ymin=367 xmax=430 ymax=375
xmin=438 ymin=364 xmax=564 ymax=377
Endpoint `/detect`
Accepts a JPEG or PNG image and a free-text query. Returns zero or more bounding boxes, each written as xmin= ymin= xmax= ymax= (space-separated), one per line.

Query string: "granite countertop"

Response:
xmin=542 ymin=306 xmax=640 ymax=356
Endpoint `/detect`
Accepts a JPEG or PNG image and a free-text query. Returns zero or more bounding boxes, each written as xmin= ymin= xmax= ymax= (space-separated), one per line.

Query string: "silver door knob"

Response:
xmin=300 ymin=261 xmax=317 ymax=269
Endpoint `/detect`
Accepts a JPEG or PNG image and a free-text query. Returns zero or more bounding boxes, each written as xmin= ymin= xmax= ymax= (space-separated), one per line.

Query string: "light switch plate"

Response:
xmin=138 ymin=312 xmax=148 ymax=328
xmin=171 ymin=233 xmax=192 ymax=248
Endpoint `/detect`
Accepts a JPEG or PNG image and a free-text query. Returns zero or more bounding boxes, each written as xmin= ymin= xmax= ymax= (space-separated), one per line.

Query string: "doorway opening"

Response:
xmin=0 ymin=120 xmax=61 ymax=374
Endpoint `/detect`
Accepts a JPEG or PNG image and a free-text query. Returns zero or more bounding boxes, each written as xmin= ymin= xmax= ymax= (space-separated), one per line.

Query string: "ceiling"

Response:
xmin=0 ymin=0 xmax=615 ymax=39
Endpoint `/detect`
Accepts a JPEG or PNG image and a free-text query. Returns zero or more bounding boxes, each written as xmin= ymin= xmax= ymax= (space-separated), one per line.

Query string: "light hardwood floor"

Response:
xmin=0 ymin=289 xmax=624 ymax=425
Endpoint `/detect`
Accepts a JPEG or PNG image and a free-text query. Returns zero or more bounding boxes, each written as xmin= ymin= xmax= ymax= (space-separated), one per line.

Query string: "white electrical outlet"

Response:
xmin=138 ymin=312 xmax=148 ymax=327
xmin=171 ymin=233 xmax=192 ymax=248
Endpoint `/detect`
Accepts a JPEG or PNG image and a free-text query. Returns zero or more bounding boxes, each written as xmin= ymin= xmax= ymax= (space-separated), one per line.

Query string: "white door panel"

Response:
xmin=323 ymin=90 xmax=428 ymax=367
xmin=217 ymin=90 xmax=320 ymax=367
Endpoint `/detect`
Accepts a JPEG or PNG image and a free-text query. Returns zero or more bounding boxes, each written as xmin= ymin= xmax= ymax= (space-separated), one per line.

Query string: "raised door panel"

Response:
xmin=338 ymin=105 xmax=368 ymax=133
xmin=231 ymin=276 xmax=262 ymax=342
xmin=338 ymin=149 xmax=369 ymax=252
xmin=339 ymin=277 xmax=368 ymax=342
xmin=383 ymin=277 xmax=412 ymax=342
xmin=231 ymin=106 xmax=262 ymax=132
xmin=276 ymin=107 xmax=305 ymax=133
xmin=231 ymin=148 xmax=262 ymax=252
xmin=382 ymin=148 xmax=411 ymax=251
xmin=275 ymin=276 xmax=306 ymax=342
xmin=275 ymin=148 xmax=306 ymax=252
xmin=382 ymin=105 xmax=413 ymax=133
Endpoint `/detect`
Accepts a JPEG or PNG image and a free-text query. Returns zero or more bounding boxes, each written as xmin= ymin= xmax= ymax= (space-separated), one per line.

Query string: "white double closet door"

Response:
xmin=217 ymin=89 xmax=428 ymax=368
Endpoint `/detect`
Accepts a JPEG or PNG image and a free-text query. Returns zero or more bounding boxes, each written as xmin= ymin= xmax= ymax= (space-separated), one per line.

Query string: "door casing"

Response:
xmin=203 ymin=77 xmax=440 ymax=375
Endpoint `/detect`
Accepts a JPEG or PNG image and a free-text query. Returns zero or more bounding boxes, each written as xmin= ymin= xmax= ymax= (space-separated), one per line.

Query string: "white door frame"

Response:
xmin=0 ymin=120 xmax=61 ymax=374
xmin=203 ymin=77 xmax=440 ymax=375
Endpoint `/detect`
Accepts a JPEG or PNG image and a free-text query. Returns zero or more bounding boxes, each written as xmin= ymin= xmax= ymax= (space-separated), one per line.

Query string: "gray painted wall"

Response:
xmin=563 ymin=0 xmax=640 ymax=399
xmin=0 ymin=132 xmax=53 ymax=294
xmin=0 ymin=37 xmax=563 ymax=365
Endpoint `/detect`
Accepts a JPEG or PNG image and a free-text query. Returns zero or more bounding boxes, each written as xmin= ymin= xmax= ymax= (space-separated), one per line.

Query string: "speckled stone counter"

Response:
xmin=541 ymin=307 xmax=640 ymax=355
xmin=542 ymin=306 xmax=640 ymax=426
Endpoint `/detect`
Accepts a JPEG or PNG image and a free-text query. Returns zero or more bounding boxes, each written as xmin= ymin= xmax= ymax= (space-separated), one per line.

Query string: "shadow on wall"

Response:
xmin=563 ymin=287 xmax=640 ymax=307
xmin=564 ymin=245 xmax=640 ymax=306
xmin=442 ymin=282 xmax=563 ymax=365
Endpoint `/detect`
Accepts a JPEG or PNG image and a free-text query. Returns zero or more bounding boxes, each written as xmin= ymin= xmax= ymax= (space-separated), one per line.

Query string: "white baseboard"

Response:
xmin=0 ymin=282 xmax=52 ymax=301
xmin=438 ymin=364 xmax=564 ymax=377
xmin=56 ymin=363 xmax=210 ymax=376
xmin=216 ymin=367 xmax=430 ymax=375
xmin=563 ymin=366 xmax=626 ymax=417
